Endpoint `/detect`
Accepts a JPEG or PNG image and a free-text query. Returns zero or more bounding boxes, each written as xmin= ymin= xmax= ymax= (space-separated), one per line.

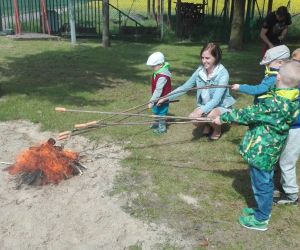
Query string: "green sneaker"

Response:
xmin=241 ymin=207 xmax=255 ymax=216
xmin=241 ymin=208 xmax=271 ymax=222
xmin=239 ymin=215 xmax=268 ymax=231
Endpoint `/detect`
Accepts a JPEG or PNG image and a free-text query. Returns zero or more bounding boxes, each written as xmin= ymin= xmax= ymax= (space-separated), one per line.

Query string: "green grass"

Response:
xmin=0 ymin=37 xmax=300 ymax=249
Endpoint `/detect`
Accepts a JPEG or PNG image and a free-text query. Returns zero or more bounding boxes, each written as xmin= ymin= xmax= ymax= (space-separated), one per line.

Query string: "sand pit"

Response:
xmin=0 ymin=120 xmax=184 ymax=250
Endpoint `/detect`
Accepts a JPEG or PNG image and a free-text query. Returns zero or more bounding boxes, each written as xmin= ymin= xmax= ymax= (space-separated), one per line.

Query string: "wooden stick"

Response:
xmin=55 ymin=85 xmax=230 ymax=115
xmin=55 ymin=84 xmax=230 ymax=139
xmin=56 ymin=108 xmax=212 ymax=122
xmin=71 ymin=112 xmax=212 ymax=129
xmin=0 ymin=161 xmax=13 ymax=165
xmin=57 ymin=120 xmax=213 ymax=140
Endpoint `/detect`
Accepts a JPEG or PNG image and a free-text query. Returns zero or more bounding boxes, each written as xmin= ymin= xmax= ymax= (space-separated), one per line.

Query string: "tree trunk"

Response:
xmin=147 ymin=0 xmax=151 ymax=17
xmin=176 ymin=0 xmax=182 ymax=37
xmin=212 ymin=0 xmax=216 ymax=17
xmin=223 ymin=0 xmax=229 ymax=19
xmin=267 ymin=0 xmax=273 ymax=14
xmin=157 ymin=0 xmax=161 ymax=24
xmin=161 ymin=0 xmax=164 ymax=40
xmin=229 ymin=0 xmax=246 ymax=50
xmin=167 ymin=0 xmax=171 ymax=27
xmin=152 ymin=0 xmax=156 ymax=19
xmin=102 ymin=0 xmax=110 ymax=47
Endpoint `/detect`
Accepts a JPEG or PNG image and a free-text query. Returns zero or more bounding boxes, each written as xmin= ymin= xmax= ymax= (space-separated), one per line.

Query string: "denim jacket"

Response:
xmin=168 ymin=64 xmax=235 ymax=114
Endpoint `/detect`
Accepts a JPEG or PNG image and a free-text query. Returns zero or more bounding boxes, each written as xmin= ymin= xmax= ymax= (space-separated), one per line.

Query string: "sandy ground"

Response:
xmin=0 ymin=120 xmax=185 ymax=250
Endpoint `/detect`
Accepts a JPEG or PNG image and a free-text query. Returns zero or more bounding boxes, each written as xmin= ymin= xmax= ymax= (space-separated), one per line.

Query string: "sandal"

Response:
xmin=202 ymin=125 xmax=211 ymax=136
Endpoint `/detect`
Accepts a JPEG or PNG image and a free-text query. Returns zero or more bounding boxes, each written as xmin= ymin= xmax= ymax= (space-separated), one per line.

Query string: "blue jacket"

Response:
xmin=239 ymin=73 xmax=300 ymax=128
xmin=168 ymin=64 xmax=235 ymax=114
xmin=239 ymin=75 xmax=277 ymax=98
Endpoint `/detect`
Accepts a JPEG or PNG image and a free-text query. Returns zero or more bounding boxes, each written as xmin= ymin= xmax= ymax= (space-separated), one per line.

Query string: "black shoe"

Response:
xmin=273 ymin=194 xmax=298 ymax=206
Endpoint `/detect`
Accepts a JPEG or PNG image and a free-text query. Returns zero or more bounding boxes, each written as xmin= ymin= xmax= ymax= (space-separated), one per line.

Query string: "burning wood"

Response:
xmin=4 ymin=138 xmax=86 ymax=187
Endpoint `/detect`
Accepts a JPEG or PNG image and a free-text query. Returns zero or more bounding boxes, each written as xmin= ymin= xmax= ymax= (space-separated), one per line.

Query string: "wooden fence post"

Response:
xmin=68 ymin=0 xmax=76 ymax=44
xmin=102 ymin=0 xmax=110 ymax=47
xmin=0 ymin=4 xmax=3 ymax=31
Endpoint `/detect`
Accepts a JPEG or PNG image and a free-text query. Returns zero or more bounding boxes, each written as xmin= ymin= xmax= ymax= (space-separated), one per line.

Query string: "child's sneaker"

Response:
xmin=241 ymin=207 xmax=255 ymax=216
xmin=153 ymin=126 xmax=167 ymax=134
xmin=149 ymin=122 xmax=159 ymax=129
xmin=239 ymin=215 xmax=268 ymax=231
xmin=153 ymin=121 xmax=166 ymax=134
xmin=241 ymin=208 xmax=271 ymax=222
xmin=273 ymin=193 xmax=299 ymax=206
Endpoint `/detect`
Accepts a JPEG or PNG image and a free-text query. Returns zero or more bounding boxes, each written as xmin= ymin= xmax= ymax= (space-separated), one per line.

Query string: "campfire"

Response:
xmin=5 ymin=138 xmax=86 ymax=187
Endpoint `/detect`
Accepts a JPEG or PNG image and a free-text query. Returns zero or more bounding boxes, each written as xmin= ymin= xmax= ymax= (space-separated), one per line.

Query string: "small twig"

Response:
xmin=0 ymin=161 xmax=13 ymax=166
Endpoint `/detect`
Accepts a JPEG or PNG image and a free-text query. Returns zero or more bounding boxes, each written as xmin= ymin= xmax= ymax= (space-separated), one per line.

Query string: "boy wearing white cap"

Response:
xmin=146 ymin=52 xmax=172 ymax=134
xmin=231 ymin=45 xmax=290 ymax=101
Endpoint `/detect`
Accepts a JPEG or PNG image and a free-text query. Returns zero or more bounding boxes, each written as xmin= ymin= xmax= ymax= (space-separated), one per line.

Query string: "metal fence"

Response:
xmin=1 ymin=0 xmax=299 ymax=40
xmin=0 ymin=0 xmax=102 ymax=36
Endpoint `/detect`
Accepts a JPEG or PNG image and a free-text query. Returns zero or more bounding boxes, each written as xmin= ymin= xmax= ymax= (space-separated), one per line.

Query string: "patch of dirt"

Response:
xmin=0 ymin=120 xmax=186 ymax=250
xmin=178 ymin=193 xmax=199 ymax=208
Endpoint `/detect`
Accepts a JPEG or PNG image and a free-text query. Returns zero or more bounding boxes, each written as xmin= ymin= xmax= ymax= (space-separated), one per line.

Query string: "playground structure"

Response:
xmin=0 ymin=0 xmax=299 ymax=40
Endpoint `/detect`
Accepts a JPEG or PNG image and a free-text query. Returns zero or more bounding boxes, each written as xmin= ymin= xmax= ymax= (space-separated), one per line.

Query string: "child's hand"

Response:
xmin=148 ymin=102 xmax=153 ymax=109
xmin=212 ymin=116 xmax=222 ymax=125
xmin=156 ymin=98 xmax=168 ymax=106
xmin=231 ymin=84 xmax=240 ymax=91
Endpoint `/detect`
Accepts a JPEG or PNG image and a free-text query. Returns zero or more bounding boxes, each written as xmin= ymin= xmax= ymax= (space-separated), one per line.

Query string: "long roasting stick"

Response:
xmin=56 ymin=85 xmax=230 ymax=140
xmin=56 ymin=108 xmax=212 ymax=123
xmin=58 ymin=100 xmax=180 ymax=142
xmin=58 ymin=85 xmax=230 ymax=119
xmin=84 ymin=85 xmax=230 ymax=124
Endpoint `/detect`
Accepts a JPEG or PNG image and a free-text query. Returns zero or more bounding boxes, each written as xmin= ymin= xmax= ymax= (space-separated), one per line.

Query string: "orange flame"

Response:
xmin=6 ymin=139 xmax=79 ymax=185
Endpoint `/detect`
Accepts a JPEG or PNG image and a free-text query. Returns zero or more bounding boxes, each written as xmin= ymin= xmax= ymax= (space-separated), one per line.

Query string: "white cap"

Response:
xmin=260 ymin=45 xmax=290 ymax=65
xmin=146 ymin=52 xmax=165 ymax=66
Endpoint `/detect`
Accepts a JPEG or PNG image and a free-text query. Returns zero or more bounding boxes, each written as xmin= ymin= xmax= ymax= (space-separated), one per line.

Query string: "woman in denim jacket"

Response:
xmin=158 ymin=43 xmax=235 ymax=139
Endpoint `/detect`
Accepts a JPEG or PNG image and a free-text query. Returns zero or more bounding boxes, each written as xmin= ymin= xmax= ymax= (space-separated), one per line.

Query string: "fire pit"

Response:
xmin=5 ymin=138 xmax=86 ymax=188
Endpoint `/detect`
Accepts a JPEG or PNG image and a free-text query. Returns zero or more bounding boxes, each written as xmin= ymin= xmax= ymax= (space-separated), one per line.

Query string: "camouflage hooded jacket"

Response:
xmin=220 ymin=88 xmax=300 ymax=172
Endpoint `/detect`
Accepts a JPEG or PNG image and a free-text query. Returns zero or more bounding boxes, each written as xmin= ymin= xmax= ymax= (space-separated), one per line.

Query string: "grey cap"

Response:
xmin=260 ymin=45 xmax=290 ymax=65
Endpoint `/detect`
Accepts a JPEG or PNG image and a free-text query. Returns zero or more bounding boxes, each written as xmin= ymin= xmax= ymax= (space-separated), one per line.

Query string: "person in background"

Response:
xmin=260 ymin=6 xmax=292 ymax=55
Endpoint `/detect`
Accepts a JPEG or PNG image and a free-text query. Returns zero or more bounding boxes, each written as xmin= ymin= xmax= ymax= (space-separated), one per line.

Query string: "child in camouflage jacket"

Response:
xmin=213 ymin=61 xmax=300 ymax=231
